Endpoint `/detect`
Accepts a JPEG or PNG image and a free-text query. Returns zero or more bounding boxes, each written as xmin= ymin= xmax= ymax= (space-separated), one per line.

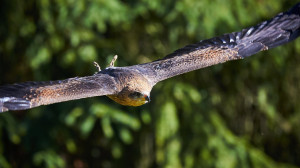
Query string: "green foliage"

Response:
xmin=33 ymin=149 xmax=65 ymax=168
xmin=1 ymin=0 xmax=300 ymax=167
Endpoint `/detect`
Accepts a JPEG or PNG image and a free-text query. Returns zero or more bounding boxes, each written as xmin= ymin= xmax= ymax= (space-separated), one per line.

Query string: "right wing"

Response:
xmin=132 ymin=3 xmax=300 ymax=84
xmin=0 ymin=74 xmax=118 ymax=112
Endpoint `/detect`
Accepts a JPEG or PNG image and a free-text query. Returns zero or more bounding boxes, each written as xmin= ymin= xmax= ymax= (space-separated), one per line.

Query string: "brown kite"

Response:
xmin=1 ymin=3 xmax=300 ymax=112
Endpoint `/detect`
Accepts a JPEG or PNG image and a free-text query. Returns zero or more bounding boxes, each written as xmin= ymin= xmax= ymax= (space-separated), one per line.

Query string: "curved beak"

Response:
xmin=144 ymin=95 xmax=150 ymax=103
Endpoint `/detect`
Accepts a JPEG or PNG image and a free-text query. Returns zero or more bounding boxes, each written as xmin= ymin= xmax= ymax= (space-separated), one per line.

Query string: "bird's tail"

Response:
xmin=233 ymin=3 xmax=300 ymax=57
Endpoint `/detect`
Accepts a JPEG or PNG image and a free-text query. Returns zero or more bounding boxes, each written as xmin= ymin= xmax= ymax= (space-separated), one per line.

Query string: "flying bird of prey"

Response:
xmin=1 ymin=3 xmax=300 ymax=112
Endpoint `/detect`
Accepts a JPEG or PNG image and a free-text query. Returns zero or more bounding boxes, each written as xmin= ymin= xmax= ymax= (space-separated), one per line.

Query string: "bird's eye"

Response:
xmin=129 ymin=92 xmax=143 ymax=99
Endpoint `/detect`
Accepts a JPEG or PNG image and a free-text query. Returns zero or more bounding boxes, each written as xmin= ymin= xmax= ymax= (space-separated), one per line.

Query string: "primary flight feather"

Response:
xmin=1 ymin=3 xmax=300 ymax=112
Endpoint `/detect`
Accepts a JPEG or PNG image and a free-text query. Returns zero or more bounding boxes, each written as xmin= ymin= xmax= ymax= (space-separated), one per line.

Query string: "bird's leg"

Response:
xmin=109 ymin=55 xmax=118 ymax=67
xmin=93 ymin=61 xmax=101 ymax=72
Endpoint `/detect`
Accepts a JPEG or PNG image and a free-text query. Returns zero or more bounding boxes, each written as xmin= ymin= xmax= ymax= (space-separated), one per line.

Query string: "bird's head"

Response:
xmin=128 ymin=91 xmax=150 ymax=105
xmin=106 ymin=69 xmax=152 ymax=106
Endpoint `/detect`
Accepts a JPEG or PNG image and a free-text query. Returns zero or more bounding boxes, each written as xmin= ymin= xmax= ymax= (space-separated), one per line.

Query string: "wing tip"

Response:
xmin=0 ymin=97 xmax=31 ymax=112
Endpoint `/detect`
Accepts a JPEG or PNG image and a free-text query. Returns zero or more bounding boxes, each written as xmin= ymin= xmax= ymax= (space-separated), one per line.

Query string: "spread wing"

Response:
xmin=132 ymin=3 xmax=300 ymax=84
xmin=0 ymin=74 xmax=118 ymax=112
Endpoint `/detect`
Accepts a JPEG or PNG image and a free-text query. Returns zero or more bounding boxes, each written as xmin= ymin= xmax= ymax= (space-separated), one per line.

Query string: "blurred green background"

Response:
xmin=1 ymin=0 xmax=300 ymax=167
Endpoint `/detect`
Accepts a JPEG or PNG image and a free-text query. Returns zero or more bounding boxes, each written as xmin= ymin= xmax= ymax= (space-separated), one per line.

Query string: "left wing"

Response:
xmin=132 ymin=3 xmax=300 ymax=84
xmin=0 ymin=74 xmax=118 ymax=112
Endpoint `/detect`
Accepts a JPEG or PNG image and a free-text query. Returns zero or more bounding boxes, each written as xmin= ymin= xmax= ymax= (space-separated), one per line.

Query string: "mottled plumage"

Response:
xmin=1 ymin=3 xmax=300 ymax=112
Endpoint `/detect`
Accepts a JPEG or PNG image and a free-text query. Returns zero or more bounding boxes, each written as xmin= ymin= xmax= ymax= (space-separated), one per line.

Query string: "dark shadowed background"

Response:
xmin=0 ymin=0 xmax=300 ymax=167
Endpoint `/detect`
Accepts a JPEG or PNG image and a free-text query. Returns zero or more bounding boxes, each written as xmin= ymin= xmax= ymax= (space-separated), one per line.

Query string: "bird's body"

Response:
xmin=102 ymin=67 xmax=153 ymax=106
xmin=1 ymin=3 xmax=300 ymax=112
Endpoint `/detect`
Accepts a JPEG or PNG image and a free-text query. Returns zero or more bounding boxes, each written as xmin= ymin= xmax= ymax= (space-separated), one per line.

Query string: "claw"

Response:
xmin=109 ymin=55 xmax=118 ymax=67
xmin=93 ymin=61 xmax=101 ymax=72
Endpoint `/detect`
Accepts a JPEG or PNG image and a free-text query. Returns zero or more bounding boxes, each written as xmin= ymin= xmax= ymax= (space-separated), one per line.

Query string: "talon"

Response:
xmin=93 ymin=61 xmax=101 ymax=72
xmin=109 ymin=55 xmax=118 ymax=67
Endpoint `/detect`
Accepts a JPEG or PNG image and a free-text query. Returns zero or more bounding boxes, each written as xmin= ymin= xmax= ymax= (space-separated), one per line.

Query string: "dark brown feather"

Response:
xmin=1 ymin=3 xmax=300 ymax=112
xmin=132 ymin=3 xmax=300 ymax=83
xmin=0 ymin=74 xmax=118 ymax=112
